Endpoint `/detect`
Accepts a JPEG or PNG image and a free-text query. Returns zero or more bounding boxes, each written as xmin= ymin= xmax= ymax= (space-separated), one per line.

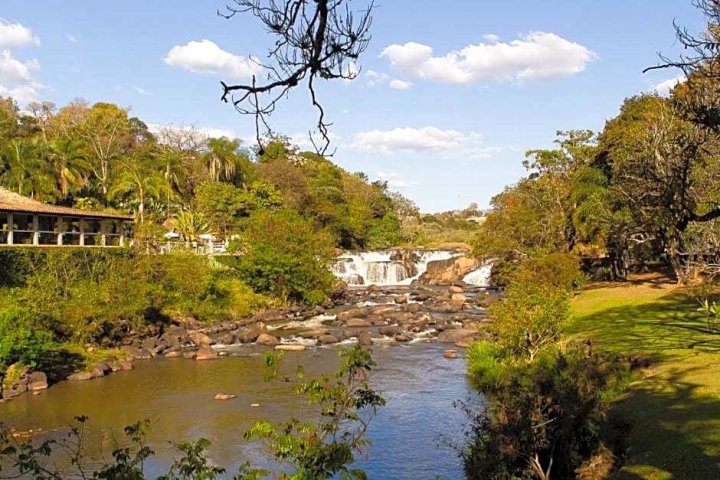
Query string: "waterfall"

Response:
xmin=332 ymin=250 xmax=456 ymax=286
xmin=463 ymin=263 xmax=493 ymax=287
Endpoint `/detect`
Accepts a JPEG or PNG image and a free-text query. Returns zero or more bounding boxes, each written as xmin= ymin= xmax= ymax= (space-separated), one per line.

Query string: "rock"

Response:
xmin=404 ymin=303 xmax=421 ymax=313
xmin=366 ymin=284 xmax=380 ymax=293
xmin=318 ymin=334 xmax=339 ymax=345
xmin=67 ymin=371 xmax=95 ymax=381
xmin=345 ymin=318 xmax=372 ymax=328
xmin=196 ymin=346 xmax=219 ymax=361
xmin=449 ymin=285 xmax=464 ymax=294
xmin=378 ymin=325 xmax=403 ymax=337
xmin=141 ymin=336 xmax=159 ymax=355
xmin=443 ymin=349 xmax=458 ymax=359
xmin=437 ymin=328 xmax=478 ymax=343
xmin=394 ymin=334 xmax=412 ymax=342
xmin=160 ymin=325 xmax=188 ymax=348
xmin=183 ymin=351 xmax=198 ymax=360
xmin=115 ymin=359 xmax=134 ymax=371
xmin=357 ymin=331 xmax=373 ymax=346
xmin=122 ymin=345 xmax=152 ymax=360
xmin=214 ymin=393 xmax=236 ymax=401
xmin=256 ymin=333 xmax=280 ymax=346
xmin=28 ymin=371 xmax=48 ymax=392
xmin=337 ymin=307 xmax=370 ymax=321
xmin=394 ymin=295 xmax=408 ymax=304
xmin=237 ymin=325 xmax=263 ymax=344
xmin=218 ymin=333 xmax=237 ymax=345
xmin=275 ymin=344 xmax=306 ymax=352
xmin=164 ymin=350 xmax=183 ymax=358
xmin=188 ymin=331 xmax=214 ymax=347
xmin=421 ymin=255 xmax=479 ymax=284
xmin=455 ymin=340 xmax=472 ymax=349
xmin=299 ymin=328 xmax=330 ymax=339
xmin=450 ymin=293 xmax=467 ymax=304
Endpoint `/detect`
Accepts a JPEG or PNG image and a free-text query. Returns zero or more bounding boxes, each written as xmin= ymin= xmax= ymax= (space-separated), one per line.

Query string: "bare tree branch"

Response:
xmin=219 ymin=0 xmax=374 ymax=155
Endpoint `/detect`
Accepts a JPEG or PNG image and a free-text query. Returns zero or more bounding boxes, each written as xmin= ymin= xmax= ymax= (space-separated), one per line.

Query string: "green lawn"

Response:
xmin=568 ymin=281 xmax=720 ymax=479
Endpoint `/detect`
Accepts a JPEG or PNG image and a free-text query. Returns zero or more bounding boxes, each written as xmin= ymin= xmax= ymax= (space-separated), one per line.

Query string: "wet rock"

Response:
xmin=122 ymin=345 xmax=152 ymax=360
xmin=214 ymin=393 xmax=236 ymax=401
xmin=318 ymin=334 xmax=339 ymax=345
xmin=183 ymin=351 xmax=198 ymax=360
xmin=378 ymin=325 xmax=403 ymax=337
xmin=275 ymin=344 xmax=306 ymax=352
xmin=188 ymin=331 xmax=214 ymax=347
xmin=449 ymin=285 xmax=464 ymax=294
xmin=337 ymin=307 xmax=370 ymax=321
xmin=257 ymin=333 xmax=280 ymax=346
xmin=299 ymin=328 xmax=330 ymax=339
xmin=345 ymin=318 xmax=372 ymax=328
xmin=421 ymin=256 xmax=479 ymax=284
xmin=394 ymin=295 xmax=408 ymax=304
xmin=164 ymin=350 xmax=183 ymax=358
xmin=357 ymin=331 xmax=373 ymax=346
xmin=404 ymin=303 xmax=422 ymax=313
xmin=237 ymin=324 xmax=264 ymax=344
xmin=455 ymin=340 xmax=472 ymax=349
xmin=394 ymin=334 xmax=412 ymax=342
xmin=28 ymin=371 xmax=48 ymax=392
xmin=437 ymin=328 xmax=478 ymax=343
xmin=196 ymin=346 xmax=219 ymax=361
xmin=161 ymin=325 xmax=188 ymax=348
xmin=450 ymin=293 xmax=467 ymax=304
xmin=443 ymin=349 xmax=458 ymax=359
xmin=115 ymin=360 xmax=134 ymax=371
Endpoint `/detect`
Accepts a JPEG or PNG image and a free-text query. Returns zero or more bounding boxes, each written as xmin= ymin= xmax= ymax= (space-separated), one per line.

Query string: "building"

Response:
xmin=0 ymin=188 xmax=133 ymax=247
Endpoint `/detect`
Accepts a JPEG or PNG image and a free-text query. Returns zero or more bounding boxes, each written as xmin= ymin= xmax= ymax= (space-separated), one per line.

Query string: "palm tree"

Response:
xmin=47 ymin=137 xmax=89 ymax=199
xmin=109 ymin=160 xmax=175 ymax=223
xmin=175 ymin=211 xmax=209 ymax=245
xmin=205 ymin=137 xmax=244 ymax=183
xmin=0 ymin=138 xmax=52 ymax=198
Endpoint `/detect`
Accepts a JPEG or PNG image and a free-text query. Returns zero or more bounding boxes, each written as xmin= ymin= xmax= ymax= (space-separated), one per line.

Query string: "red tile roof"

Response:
xmin=0 ymin=188 xmax=133 ymax=221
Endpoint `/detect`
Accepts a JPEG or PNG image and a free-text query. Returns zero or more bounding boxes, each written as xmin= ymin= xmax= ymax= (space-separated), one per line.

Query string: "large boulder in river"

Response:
xmin=357 ymin=331 xmax=373 ymax=346
xmin=437 ymin=328 xmax=478 ymax=343
xmin=257 ymin=333 xmax=280 ymax=346
xmin=195 ymin=346 xmax=219 ymax=361
xmin=346 ymin=318 xmax=372 ymax=328
xmin=237 ymin=324 xmax=263 ymax=344
xmin=188 ymin=331 xmax=214 ymax=347
xmin=420 ymin=255 xmax=479 ymax=285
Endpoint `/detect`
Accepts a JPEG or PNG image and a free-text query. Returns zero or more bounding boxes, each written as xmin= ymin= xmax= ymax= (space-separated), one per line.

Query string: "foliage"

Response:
xmin=0 ymin=303 xmax=54 ymax=369
xmin=464 ymin=344 xmax=630 ymax=480
xmin=245 ymin=345 xmax=385 ymax=479
xmin=236 ymin=210 xmax=335 ymax=304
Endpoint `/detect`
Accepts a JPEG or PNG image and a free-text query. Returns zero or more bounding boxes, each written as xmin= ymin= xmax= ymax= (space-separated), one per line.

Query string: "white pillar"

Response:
xmin=32 ymin=215 xmax=39 ymax=246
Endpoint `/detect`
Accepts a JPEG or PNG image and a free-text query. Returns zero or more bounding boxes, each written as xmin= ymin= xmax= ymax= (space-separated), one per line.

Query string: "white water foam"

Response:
xmin=332 ymin=250 xmax=457 ymax=287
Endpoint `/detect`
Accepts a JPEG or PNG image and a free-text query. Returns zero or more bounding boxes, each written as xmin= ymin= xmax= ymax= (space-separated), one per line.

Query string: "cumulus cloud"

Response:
xmin=350 ymin=126 xmax=493 ymax=155
xmin=0 ymin=49 xmax=42 ymax=104
xmin=164 ymin=39 xmax=261 ymax=79
xmin=0 ymin=19 xmax=40 ymax=47
xmin=653 ymin=75 xmax=685 ymax=96
xmin=380 ymin=32 xmax=596 ymax=84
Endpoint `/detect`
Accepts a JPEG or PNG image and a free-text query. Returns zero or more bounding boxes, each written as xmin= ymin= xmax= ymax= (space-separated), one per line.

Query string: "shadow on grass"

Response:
xmin=612 ymin=366 xmax=720 ymax=479
xmin=571 ymin=291 xmax=720 ymax=360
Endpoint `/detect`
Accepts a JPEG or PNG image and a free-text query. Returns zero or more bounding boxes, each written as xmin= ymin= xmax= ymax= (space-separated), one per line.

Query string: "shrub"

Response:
xmin=237 ymin=210 xmax=335 ymax=304
xmin=0 ymin=304 xmax=54 ymax=368
xmin=464 ymin=343 xmax=629 ymax=480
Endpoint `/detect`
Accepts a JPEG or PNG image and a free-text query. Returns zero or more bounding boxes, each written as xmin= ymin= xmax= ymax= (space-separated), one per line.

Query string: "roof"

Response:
xmin=0 ymin=188 xmax=133 ymax=221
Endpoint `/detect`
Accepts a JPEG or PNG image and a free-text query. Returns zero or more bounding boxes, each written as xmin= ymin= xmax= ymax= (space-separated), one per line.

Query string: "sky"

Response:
xmin=0 ymin=1 xmax=707 ymax=212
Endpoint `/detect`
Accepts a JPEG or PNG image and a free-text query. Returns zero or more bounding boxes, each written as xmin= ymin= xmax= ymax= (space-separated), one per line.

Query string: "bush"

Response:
xmin=465 ymin=343 xmax=629 ymax=480
xmin=0 ymin=304 xmax=54 ymax=368
xmin=236 ymin=210 xmax=335 ymax=305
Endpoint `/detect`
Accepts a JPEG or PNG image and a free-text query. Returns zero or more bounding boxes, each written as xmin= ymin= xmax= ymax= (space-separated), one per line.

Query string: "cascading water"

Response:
xmin=462 ymin=263 xmax=493 ymax=287
xmin=332 ymin=250 xmax=456 ymax=286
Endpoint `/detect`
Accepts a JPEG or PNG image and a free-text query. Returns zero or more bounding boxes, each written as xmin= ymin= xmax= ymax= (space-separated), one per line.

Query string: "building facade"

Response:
xmin=0 ymin=188 xmax=133 ymax=247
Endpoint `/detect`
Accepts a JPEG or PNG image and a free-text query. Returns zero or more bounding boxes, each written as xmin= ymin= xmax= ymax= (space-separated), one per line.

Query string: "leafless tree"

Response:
xmin=645 ymin=0 xmax=720 ymax=75
xmin=218 ymin=0 xmax=374 ymax=155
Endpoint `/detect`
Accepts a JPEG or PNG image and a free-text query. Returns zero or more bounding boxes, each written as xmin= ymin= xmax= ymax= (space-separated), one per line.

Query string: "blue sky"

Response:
xmin=0 ymin=1 xmax=706 ymax=211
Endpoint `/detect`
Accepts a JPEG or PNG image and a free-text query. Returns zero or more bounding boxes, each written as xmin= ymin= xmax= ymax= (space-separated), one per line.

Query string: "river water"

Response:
xmin=0 ymin=342 xmax=474 ymax=479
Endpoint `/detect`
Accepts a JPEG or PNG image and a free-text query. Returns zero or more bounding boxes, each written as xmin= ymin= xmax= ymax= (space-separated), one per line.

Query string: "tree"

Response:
xmin=219 ymin=0 xmax=375 ymax=154
xmin=194 ymin=181 xmax=247 ymax=237
xmin=205 ymin=137 xmax=247 ymax=183
xmin=175 ymin=211 xmax=210 ymax=244
xmin=109 ymin=159 xmax=174 ymax=223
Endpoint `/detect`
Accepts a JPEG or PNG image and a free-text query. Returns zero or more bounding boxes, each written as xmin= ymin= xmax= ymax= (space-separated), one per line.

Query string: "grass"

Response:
xmin=568 ymin=275 xmax=720 ymax=479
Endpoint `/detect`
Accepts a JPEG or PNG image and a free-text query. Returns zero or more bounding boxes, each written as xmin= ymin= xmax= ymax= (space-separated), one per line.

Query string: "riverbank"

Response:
xmin=568 ymin=275 xmax=720 ymax=479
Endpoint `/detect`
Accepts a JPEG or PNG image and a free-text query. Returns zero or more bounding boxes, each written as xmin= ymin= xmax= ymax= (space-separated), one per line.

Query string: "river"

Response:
xmin=0 ymin=342 xmax=475 ymax=479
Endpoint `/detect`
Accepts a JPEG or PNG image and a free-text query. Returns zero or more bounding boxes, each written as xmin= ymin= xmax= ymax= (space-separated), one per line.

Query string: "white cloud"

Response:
xmin=0 ymin=49 xmax=42 ymax=104
xmin=351 ymin=126 xmax=484 ymax=154
xmin=389 ymin=79 xmax=412 ymax=90
xmin=380 ymin=32 xmax=596 ymax=84
xmin=653 ymin=75 xmax=685 ymax=96
xmin=365 ymin=70 xmax=412 ymax=90
xmin=164 ymin=39 xmax=261 ymax=79
xmin=376 ymin=171 xmax=417 ymax=189
xmin=0 ymin=19 xmax=39 ymax=47
xmin=66 ymin=34 xmax=78 ymax=44
xmin=134 ymin=86 xmax=152 ymax=96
